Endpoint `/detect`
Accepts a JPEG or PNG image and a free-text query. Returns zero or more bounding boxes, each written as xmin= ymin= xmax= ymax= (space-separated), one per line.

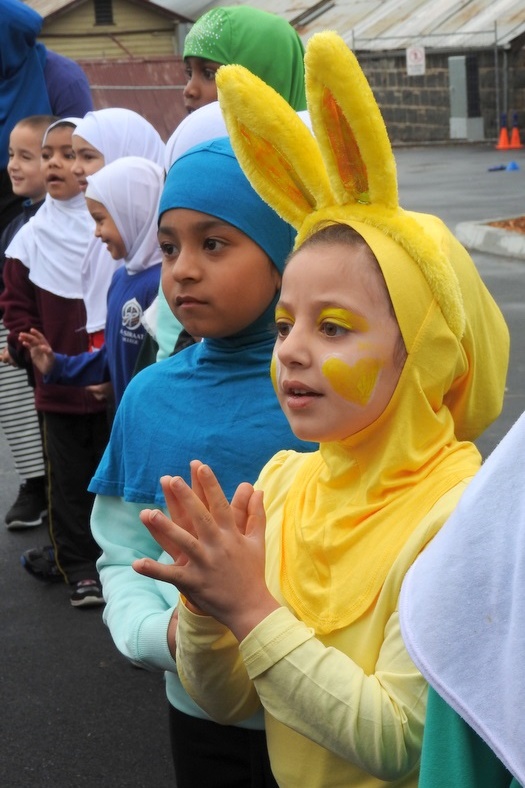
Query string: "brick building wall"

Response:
xmin=358 ymin=46 xmax=525 ymax=144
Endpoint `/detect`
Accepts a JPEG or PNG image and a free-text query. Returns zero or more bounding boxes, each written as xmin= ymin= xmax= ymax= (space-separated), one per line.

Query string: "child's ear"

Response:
xmin=304 ymin=32 xmax=398 ymax=212
xmin=217 ymin=65 xmax=333 ymax=230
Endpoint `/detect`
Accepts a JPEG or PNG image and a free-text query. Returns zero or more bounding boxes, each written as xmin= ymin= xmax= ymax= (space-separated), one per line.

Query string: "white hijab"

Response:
xmin=6 ymin=118 xmax=94 ymax=298
xmin=75 ymin=108 xmax=165 ymax=168
xmin=73 ymin=108 xmax=165 ymax=332
xmin=164 ymin=101 xmax=312 ymax=172
xmin=164 ymin=101 xmax=228 ymax=172
xmin=85 ymin=157 xmax=163 ymax=275
xmin=400 ymin=410 xmax=525 ymax=785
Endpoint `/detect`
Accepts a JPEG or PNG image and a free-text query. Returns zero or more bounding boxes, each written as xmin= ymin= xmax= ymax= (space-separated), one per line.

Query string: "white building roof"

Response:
xmin=156 ymin=0 xmax=525 ymax=50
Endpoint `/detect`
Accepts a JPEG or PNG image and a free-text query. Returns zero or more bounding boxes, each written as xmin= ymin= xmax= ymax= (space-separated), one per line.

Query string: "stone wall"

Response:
xmin=357 ymin=47 xmax=525 ymax=144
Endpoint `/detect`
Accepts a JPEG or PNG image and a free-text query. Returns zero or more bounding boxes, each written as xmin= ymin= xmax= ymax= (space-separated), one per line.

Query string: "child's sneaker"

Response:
xmin=5 ymin=477 xmax=48 ymax=529
xmin=20 ymin=545 xmax=62 ymax=582
xmin=70 ymin=579 xmax=104 ymax=608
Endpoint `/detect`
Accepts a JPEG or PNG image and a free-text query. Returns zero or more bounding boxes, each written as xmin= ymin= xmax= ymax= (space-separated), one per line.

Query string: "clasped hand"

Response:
xmin=133 ymin=460 xmax=280 ymax=642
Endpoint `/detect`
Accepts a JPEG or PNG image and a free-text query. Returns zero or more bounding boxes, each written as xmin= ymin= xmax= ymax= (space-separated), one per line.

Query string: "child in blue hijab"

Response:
xmin=90 ymin=137 xmax=315 ymax=787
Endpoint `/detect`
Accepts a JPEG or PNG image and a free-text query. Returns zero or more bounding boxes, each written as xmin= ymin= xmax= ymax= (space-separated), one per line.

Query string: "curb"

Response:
xmin=455 ymin=219 xmax=525 ymax=260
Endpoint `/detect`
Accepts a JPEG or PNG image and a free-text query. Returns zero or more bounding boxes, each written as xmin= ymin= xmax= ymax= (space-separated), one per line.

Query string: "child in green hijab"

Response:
xmin=137 ymin=7 xmax=307 ymax=368
xmin=183 ymin=5 xmax=306 ymax=113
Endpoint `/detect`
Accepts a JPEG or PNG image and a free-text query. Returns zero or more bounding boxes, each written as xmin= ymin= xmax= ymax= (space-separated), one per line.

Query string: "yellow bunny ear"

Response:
xmin=305 ymin=31 xmax=398 ymax=210
xmin=302 ymin=31 xmax=465 ymax=338
xmin=216 ymin=64 xmax=333 ymax=230
xmin=218 ymin=32 xmax=465 ymax=339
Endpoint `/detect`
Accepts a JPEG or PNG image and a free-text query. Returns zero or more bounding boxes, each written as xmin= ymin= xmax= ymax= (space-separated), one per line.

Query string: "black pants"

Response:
xmin=169 ymin=705 xmax=278 ymax=788
xmin=43 ymin=411 xmax=109 ymax=584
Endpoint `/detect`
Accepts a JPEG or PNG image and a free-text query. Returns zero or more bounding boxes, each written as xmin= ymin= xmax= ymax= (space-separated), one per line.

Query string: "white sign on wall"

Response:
xmin=406 ymin=45 xmax=426 ymax=76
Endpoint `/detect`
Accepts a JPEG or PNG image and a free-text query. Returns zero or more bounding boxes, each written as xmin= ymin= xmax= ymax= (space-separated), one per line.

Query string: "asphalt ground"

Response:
xmin=1 ymin=142 xmax=524 ymax=787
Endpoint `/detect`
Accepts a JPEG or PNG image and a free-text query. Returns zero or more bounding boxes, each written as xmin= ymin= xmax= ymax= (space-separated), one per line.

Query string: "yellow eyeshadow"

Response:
xmin=318 ymin=307 xmax=368 ymax=332
xmin=322 ymin=356 xmax=381 ymax=405
xmin=275 ymin=306 xmax=294 ymax=322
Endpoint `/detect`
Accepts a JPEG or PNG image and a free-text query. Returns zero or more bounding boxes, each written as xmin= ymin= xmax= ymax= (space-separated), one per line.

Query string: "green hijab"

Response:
xmin=183 ymin=6 xmax=306 ymax=111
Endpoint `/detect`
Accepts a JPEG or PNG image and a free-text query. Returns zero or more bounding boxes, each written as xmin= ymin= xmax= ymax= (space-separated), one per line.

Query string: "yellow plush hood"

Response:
xmin=216 ymin=31 xmax=509 ymax=630
xmin=277 ymin=214 xmax=505 ymax=631
xmin=216 ymin=30 xmax=508 ymax=442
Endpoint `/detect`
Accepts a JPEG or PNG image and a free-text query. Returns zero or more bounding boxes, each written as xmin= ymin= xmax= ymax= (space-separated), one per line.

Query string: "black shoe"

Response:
xmin=70 ymin=579 xmax=104 ymax=608
xmin=5 ymin=477 xmax=47 ymax=530
xmin=20 ymin=545 xmax=62 ymax=582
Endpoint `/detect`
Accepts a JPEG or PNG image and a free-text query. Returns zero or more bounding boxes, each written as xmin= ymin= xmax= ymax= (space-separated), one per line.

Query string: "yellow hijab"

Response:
xmin=216 ymin=32 xmax=509 ymax=632
xmin=279 ymin=217 xmax=506 ymax=631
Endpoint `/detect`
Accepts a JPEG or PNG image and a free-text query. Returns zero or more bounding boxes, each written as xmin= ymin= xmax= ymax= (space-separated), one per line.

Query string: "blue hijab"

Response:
xmin=0 ymin=0 xmax=52 ymax=168
xmin=90 ymin=138 xmax=315 ymax=504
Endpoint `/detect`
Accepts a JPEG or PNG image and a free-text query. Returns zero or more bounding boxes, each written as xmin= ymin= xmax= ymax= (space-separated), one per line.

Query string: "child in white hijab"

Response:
xmin=20 ymin=157 xmax=163 ymax=408
xmin=71 ymin=108 xmax=164 ymax=344
xmin=0 ymin=118 xmax=109 ymax=606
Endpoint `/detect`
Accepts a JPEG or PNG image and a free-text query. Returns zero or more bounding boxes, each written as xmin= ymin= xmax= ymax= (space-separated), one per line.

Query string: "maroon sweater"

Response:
xmin=0 ymin=257 xmax=107 ymax=416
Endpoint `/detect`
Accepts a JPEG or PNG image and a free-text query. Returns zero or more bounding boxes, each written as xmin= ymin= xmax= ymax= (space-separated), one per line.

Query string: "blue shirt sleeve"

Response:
xmin=46 ymin=346 xmax=109 ymax=387
xmin=43 ymin=50 xmax=93 ymax=117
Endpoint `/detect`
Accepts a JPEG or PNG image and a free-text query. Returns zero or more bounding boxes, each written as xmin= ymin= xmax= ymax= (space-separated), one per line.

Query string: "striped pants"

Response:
xmin=0 ymin=323 xmax=45 ymax=480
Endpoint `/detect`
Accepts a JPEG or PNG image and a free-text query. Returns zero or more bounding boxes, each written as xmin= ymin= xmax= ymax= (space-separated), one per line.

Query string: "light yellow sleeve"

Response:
xmin=176 ymin=602 xmax=315 ymax=726
xmin=176 ymin=601 xmax=261 ymax=724
xmin=177 ymin=599 xmax=425 ymax=780
xmin=240 ymin=607 xmax=426 ymax=781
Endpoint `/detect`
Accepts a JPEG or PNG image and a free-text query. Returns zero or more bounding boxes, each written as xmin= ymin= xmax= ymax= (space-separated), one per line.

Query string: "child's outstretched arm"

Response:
xmin=133 ymin=463 xmax=280 ymax=641
xmin=19 ymin=328 xmax=111 ymax=391
xmin=19 ymin=327 xmax=56 ymax=376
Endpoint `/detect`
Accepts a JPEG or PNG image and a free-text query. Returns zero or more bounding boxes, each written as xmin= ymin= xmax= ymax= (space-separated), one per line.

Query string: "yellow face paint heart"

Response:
xmin=322 ymin=356 xmax=381 ymax=405
xmin=270 ymin=355 xmax=278 ymax=394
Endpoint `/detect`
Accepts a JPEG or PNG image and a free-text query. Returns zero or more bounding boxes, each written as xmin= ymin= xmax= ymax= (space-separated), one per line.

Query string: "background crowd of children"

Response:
xmin=0 ymin=1 xmax=522 ymax=787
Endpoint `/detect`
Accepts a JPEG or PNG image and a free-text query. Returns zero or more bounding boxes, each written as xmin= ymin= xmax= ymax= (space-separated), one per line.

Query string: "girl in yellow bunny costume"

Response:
xmin=132 ymin=32 xmax=509 ymax=786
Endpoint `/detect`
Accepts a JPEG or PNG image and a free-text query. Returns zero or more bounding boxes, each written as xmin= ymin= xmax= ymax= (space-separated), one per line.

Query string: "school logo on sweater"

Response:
xmin=122 ymin=298 xmax=143 ymax=330
xmin=121 ymin=298 xmax=144 ymax=346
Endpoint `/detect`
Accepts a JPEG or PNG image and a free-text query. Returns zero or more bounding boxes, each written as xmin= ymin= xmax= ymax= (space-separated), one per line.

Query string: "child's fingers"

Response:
xmin=132 ymin=557 xmax=197 ymax=600
xmin=139 ymin=507 xmax=200 ymax=563
xmin=26 ymin=327 xmax=45 ymax=342
xmin=19 ymin=329 xmax=51 ymax=355
xmin=230 ymin=482 xmax=256 ymax=533
xmin=245 ymin=489 xmax=266 ymax=541
xmin=161 ymin=475 xmax=185 ymax=522
xmin=157 ymin=468 xmax=238 ymax=545
xmin=189 ymin=460 xmax=207 ymax=504
xmin=132 ymin=556 xmax=179 ymax=583
xmin=160 ymin=475 xmax=199 ymax=541
xmin=194 ymin=464 xmax=238 ymax=532
xmin=18 ymin=332 xmax=37 ymax=346
xmin=132 ymin=556 xmax=207 ymax=614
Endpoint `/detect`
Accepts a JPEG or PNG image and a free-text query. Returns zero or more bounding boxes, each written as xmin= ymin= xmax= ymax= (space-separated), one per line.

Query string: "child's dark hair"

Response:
xmin=293 ymin=222 xmax=407 ymax=369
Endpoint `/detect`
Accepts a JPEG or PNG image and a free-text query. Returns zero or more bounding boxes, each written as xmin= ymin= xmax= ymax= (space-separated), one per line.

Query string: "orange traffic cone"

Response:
xmin=509 ymin=113 xmax=523 ymax=149
xmin=496 ymin=113 xmax=510 ymax=150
